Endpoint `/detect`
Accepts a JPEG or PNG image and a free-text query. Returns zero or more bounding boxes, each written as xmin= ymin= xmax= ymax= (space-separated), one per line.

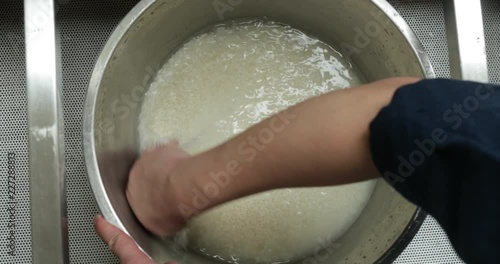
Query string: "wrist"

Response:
xmin=161 ymin=157 xmax=199 ymax=223
xmin=188 ymin=143 xmax=268 ymax=207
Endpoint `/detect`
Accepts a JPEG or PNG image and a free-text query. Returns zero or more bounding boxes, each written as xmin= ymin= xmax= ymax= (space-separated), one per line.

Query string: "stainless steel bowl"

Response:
xmin=83 ymin=0 xmax=434 ymax=263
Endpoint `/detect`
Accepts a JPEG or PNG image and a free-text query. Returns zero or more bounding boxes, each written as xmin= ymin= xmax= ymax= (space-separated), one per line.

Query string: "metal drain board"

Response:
xmin=1 ymin=0 xmax=500 ymax=263
xmin=0 ymin=2 xmax=31 ymax=264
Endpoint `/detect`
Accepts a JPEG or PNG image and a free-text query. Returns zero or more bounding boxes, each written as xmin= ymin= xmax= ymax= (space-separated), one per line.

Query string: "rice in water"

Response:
xmin=139 ymin=20 xmax=376 ymax=264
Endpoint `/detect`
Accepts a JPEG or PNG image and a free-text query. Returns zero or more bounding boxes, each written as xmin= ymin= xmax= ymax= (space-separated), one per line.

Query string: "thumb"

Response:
xmin=94 ymin=215 xmax=157 ymax=264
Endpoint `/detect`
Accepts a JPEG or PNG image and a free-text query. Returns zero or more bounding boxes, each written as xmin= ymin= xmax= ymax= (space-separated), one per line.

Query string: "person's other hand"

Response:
xmin=126 ymin=141 xmax=190 ymax=237
xmin=94 ymin=214 xmax=176 ymax=264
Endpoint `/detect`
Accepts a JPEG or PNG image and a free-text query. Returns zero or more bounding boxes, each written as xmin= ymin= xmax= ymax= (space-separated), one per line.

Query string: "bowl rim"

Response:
xmin=83 ymin=0 xmax=157 ymax=238
xmin=83 ymin=0 xmax=435 ymax=261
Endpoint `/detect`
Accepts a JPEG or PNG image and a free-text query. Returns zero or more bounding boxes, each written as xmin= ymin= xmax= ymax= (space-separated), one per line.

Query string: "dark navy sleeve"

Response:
xmin=369 ymin=79 xmax=500 ymax=264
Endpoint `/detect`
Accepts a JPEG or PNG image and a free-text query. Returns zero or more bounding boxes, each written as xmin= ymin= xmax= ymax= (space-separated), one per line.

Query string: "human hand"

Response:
xmin=126 ymin=141 xmax=191 ymax=237
xmin=94 ymin=214 xmax=176 ymax=264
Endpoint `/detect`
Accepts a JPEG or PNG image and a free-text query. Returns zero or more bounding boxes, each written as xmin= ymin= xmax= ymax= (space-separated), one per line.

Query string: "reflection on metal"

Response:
xmin=444 ymin=0 xmax=489 ymax=82
xmin=25 ymin=0 xmax=68 ymax=264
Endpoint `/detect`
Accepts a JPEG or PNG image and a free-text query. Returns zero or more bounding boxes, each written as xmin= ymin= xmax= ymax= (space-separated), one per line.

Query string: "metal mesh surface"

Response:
xmin=0 ymin=0 xmax=498 ymax=263
xmin=389 ymin=0 xmax=451 ymax=79
xmin=482 ymin=0 xmax=500 ymax=84
xmin=0 ymin=2 xmax=32 ymax=263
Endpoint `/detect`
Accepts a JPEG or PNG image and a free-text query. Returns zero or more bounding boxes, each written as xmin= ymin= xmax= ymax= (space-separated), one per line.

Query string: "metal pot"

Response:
xmin=83 ymin=0 xmax=433 ymax=263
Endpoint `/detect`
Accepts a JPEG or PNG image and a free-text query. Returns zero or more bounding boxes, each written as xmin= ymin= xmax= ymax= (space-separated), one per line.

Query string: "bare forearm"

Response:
xmin=171 ymin=77 xmax=420 ymax=213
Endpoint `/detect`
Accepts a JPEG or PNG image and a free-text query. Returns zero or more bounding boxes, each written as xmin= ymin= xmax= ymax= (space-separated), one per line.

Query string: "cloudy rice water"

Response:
xmin=139 ymin=19 xmax=376 ymax=264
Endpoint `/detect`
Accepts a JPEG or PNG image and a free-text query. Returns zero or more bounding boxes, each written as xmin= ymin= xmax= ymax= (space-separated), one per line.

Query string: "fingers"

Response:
xmin=94 ymin=215 xmax=156 ymax=264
